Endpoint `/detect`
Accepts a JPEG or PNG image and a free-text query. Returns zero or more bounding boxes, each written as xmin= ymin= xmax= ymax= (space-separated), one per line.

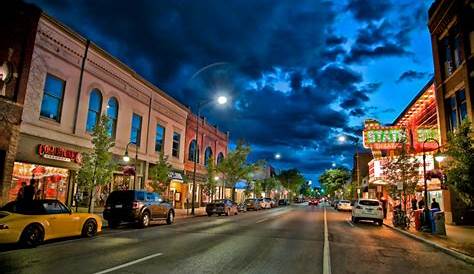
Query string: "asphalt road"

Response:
xmin=0 ymin=204 xmax=473 ymax=274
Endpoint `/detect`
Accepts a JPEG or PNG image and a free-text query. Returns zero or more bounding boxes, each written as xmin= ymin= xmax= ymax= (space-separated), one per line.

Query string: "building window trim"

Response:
xmin=155 ymin=124 xmax=165 ymax=153
xmin=172 ymin=132 xmax=181 ymax=158
xmin=107 ymin=97 xmax=119 ymax=139
xmin=130 ymin=113 xmax=143 ymax=146
xmin=86 ymin=89 xmax=103 ymax=133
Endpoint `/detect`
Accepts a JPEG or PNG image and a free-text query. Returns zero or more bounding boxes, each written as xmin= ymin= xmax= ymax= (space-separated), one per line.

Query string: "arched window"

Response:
xmin=204 ymin=147 xmax=213 ymax=166
xmin=188 ymin=140 xmax=199 ymax=163
xmin=86 ymin=89 xmax=102 ymax=132
xmin=217 ymin=152 xmax=224 ymax=165
xmin=107 ymin=97 xmax=119 ymax=138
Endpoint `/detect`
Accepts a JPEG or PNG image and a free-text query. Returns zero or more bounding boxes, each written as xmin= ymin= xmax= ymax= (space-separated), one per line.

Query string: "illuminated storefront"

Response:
xmin=362 ymin=79 xmax=452 ymax=221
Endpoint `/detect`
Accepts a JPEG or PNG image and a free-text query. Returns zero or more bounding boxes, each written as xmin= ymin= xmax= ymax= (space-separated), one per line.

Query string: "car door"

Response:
xmin=154 ymin=193 xmax=168 ymax=218
xmin=146 ymin=192 xmax=159 ymax=219
xmin=42 ymin=200 xmax=77 ymax=238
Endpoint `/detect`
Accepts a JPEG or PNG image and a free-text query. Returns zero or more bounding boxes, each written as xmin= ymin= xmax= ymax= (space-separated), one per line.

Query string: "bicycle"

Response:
xmin=392 ymin=209 xmax=410 ymax=229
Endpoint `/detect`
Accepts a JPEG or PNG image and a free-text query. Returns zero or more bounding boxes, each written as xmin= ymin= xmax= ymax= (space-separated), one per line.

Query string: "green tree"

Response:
xmin=277 ymin=168 xmax=306 ymax=199
xmin=445 ymin=120 xmax=474 ymax=206
xmin=319 ymin=168 xmax=351 ymax=198
xmin=77 ymin=115 xmax=115 ymax=213
xmin=202 ymin=156 xmax=218 ymax=202
xmin=148 ymin=152 xmax=172 ymax=198
xmin=217 ymin=141 xmax=255 ymax=201
xmin=383 ymin=142 xmax=419 ymax=211
xmin=258 ymin=177 xmax=280 ymax=197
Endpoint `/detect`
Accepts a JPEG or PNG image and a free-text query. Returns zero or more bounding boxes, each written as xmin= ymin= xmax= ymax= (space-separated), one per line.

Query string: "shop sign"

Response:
xmin=37 ymin=144 xmax=82 ymax=164
xmin=363 ymin=126 xmax=407 ymax=150
xmin=168 ymin=171 xmax=183 ymax=181
xmin=416 ymin=128 xmax=439 ymax=143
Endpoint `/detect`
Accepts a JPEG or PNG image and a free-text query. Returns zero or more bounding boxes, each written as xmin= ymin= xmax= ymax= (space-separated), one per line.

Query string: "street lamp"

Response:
xmin=331 ymin=162 xmax=336 ymax=168
xmin=123 ymin=141 xmax=139 ymax=189
xmin=422 ymin=137 xmax=445 ymax=231
xmin=338 ymin=135 xmax=346 ymax=143
xmin=274 ymin=153 xmax=282 ymax=160
xmin=191 ymin=96 xmax=228 ymax=215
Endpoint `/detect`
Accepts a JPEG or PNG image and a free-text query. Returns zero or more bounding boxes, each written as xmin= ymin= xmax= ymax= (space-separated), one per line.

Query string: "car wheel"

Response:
xmin=140 ymin=211 xmax=150 ymax=228
xmin=353 ymin=217 xmax=359 ymax=223
xmin=166 ymin=211 xmax=174 ymax=225
xmin=20 ymin=224 xmax=44 ymax=248
xmin=82 ymin=219 xmax=98 ymax=237
xmin=376 ymin=220 xmax=383 ymax=226
xmin=207 ymin=212 xmax=213 ymax=217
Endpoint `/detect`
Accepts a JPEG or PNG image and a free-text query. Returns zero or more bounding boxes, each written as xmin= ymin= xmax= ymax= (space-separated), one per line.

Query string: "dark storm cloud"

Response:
xmin=325 ymin=35 xmax=347 ymax=46
xmin=397 ymin=70 xmax=432 ymax=83
xmin=346 ymin=0 xmax=393 ymax=22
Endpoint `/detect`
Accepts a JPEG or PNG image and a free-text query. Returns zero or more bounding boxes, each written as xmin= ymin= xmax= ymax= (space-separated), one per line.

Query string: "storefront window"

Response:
xmin=10 ymin=162 xmax=69 ymax=204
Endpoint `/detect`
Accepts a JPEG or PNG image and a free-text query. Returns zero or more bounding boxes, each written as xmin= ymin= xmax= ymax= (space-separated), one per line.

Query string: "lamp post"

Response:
xmin=191 ymin=96 xmax=227 ymax=215
xmin=422 ymin=137 xmax=445 ymax=231
xmin=123 ymin=141 xmax=139 ymax=189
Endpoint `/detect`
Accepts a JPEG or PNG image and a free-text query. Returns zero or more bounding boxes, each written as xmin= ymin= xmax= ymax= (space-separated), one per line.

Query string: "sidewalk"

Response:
xmin=383 ymin=216 xmax=474 ymax=264
xmin=174 ymin=207 xmax=207 ymax=219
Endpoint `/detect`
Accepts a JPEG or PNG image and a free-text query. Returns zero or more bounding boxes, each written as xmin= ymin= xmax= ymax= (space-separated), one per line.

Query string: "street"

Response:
xmin=0 ymin=204 xmax=472 ymax=274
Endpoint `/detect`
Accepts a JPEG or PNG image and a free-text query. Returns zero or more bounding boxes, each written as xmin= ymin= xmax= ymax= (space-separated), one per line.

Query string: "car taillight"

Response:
xmin=356 ymin=206 xmax=362 ymax=209
xmin=132 ymin=201 xmax=143 ymax=209
xmin=0 ymin=224 xmax=8 ymax=230
xmin=105 ymin=205 xmax=111 ymax=210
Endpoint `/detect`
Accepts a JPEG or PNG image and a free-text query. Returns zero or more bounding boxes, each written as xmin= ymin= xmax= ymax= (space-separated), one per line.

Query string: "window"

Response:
xmin=107 ymin=97 xmax=119 ymax=138
xmin=204 ymin=147 xmax=213 ymax=166
xmin=446 ymin=89 xmax=468 ymax=131
xmin=86 ymin=89 xmax=102 ymax=132
xmin=130 ymin=113 xmax=142 ymax=146
xmin=155 ymin=124 xmax=165 ymax=152
xmin=43 ymin=201 xmax=69 ymax=214
xmin=40 ymin=74 xmax=65 ymax=121
xmin=188 ymin=139 xmax=199 ymax=162
xmin=439 ymin=25 xmax=464 ymax=79
xmin=217 ymin=152 xmax=224 ymax=165
xmin=172 ymin=132 xmax=181 ymax=158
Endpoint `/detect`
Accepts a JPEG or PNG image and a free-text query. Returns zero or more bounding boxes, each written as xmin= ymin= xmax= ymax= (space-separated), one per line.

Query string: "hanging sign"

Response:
xmin=37 ymin=144 xmax=82 ymax=164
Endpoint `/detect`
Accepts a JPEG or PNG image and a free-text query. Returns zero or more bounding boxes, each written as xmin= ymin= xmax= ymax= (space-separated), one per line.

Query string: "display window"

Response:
xmin=10 ymin=162 xmax=70 ymax=204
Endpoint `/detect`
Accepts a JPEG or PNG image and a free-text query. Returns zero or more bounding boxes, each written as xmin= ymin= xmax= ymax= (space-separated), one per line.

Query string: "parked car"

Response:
xmin=308 ymin=199 xmax=319 ymax=206
xmin=259 ymin=198 xmax=271 ymax=209
xmin=337 ymin=200 xmax=352 ymax=211
xmin=0 ymin=199 xmax=102 ymax=247
xmin=265 ymin=198 xmax=276 ymax=208
xmin=332 ymin=199 xmax=339 ymax=208
xmin=237 ymin=203 xmax=247 ymax=212
xmin=351 ymin=199 xmax=383 ymax=226
xmin=245 ymin=198 xmax=261 ymax=211
xmin=278 ymin=199 xmax=289 ymax=206
xmin=206 ymin=199 xmax=238 ymax=216
xmin=103 ymin=190 xmax=174 ymax=228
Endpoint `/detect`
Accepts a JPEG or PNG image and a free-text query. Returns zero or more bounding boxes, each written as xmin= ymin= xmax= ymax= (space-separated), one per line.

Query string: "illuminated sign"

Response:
xmin=363 ymin=126 xmax=407 ymax=150
xmin=416 ymin=128 xmax=439 ymax=143
xmin=37 ymin=144 xmax=82 ymax=164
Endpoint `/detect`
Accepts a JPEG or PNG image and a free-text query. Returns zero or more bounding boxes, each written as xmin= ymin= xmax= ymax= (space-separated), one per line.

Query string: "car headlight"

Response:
xmin=0 ymin=224 xmax=9 ymax=230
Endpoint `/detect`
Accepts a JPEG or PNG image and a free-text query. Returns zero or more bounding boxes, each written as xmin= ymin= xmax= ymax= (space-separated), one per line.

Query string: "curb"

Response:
xmin=383 ymin=223 xmax=474 ymax=265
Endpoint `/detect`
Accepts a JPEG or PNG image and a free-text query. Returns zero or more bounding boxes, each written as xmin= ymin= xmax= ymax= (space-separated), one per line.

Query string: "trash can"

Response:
xmin=414 ymin=209 xmax=423 ymax=231
xmin=433 ymin=211 xmax=446 ymax=236
xmin=430 ymin=208 xmax=440 ymax=233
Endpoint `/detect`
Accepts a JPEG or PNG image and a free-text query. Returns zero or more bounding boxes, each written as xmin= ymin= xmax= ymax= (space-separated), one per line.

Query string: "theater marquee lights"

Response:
xmin=363 ymin=120 xmax=408 ymax=150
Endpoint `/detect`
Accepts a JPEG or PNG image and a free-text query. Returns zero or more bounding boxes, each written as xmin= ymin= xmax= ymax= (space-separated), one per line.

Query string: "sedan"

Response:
xmin=206 ymin=199 xmax=238 ymax=216
xmin=0 ymin=199 xmax=102 ymax=247
xmin=245 ymin=199 xmax=261 ymax=211
xmin=337 ymin=200 xmax=352 ymax=211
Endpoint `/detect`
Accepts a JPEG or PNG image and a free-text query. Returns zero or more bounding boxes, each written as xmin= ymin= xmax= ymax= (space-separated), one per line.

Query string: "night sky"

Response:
xmin=28 ymin=0 xmax=435 ymax=186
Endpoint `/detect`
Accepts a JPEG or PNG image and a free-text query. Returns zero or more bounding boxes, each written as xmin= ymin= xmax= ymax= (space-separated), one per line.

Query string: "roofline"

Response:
xmin=391 ymin=77 xmax=435 ymax=126
xmin=39 ymin=13 xmax=189 ymax=112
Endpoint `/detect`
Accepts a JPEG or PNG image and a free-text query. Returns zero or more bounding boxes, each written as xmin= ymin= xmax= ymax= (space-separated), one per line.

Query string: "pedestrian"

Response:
xmin=380 ymin=197 xmax=387 ymax=219
xmin=411 ymin=198 xmax=417 ymax=211
xmin=431 ymin=198 xmax=440 ymax=209
xmin=418 ymin=198 xmax=425 ymax=209
xmin=16 ymin=182 xmax=27 ymax=201
xmin=23 ymin=179 xmax=36 ymax=201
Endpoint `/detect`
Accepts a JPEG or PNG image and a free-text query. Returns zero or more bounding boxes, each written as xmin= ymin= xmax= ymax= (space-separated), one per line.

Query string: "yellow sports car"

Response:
xmin=0 ymin=199 xmax=102 ymax=247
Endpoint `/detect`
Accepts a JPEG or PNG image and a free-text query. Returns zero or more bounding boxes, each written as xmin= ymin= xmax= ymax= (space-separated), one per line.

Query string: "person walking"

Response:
xmin=431 ymin=198 xmax=440 ymax=209
xmin=16 ymin=182 xmax=27 ymax=201
xmin=23 ymin=179 xmax=37 ymax=201
xmin=418 ymin=198 xmax=425 ymax=209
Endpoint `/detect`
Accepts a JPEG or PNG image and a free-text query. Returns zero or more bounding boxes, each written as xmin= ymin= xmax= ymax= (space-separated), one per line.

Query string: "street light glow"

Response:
xmin=214 ymin=176 xmax=220 ymax=181
xmin=435 ymin=154 xmax=446 ymax=162
xmin=338 ymin=135 xmax=346 ymax=143
xmin=217 ymin=96 xmax=228 ymax=105
xmin=275 ymin=153 xmax=281 ymax=160
xmin=332 ymin=162 xmax=336 ymax=167
xmin=123 ymin=155 xmax=130 ymax=162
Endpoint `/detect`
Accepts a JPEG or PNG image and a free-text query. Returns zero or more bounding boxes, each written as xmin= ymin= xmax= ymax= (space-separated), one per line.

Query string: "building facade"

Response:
xmin=1 ymin=8 xmax=191 ymax=207
xmin=0 ymin=2 xmax=41 ymax=205
xmin=184 ymin=114 xmax=228 ymax=208
xmin=428 ymin=0 xmax=474 ymax=144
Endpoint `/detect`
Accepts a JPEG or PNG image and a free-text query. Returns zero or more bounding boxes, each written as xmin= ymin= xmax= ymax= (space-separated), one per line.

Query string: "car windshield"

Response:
xmin=340 ymin=200 xmax=350 ymax=204
xmin=213 ymin=200 xmax=226 ymax=204
xmin=359 ymin=200 xmax=380 ymax=206
xmin=107 ymin=191 xmax=135 ymax=204
xmin=1 ymin=201 xmax=47 ymax=215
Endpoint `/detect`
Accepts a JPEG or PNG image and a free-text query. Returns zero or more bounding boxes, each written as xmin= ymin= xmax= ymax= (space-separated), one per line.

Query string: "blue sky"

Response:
xmin=29 ymin=0 xmax=436 ymax=186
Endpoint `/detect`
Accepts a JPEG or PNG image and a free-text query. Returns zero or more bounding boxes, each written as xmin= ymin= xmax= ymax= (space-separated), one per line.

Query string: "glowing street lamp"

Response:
xmin=274 ymin=153 xmax=282 ymax=160
xmin=338 ymin=135 xmax=346 ymax=143
xmin=217 ymin=96 xmax=228 ymax=105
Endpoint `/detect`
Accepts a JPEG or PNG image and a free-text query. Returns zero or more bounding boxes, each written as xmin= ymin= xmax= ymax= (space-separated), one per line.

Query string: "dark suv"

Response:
xmin=103 ymin=190 xmax=174 ymax=228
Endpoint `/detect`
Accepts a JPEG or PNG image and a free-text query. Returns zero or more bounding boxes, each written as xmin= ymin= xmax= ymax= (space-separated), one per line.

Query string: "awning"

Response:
xmin=168 ymin=171 xmax=184 ymax=182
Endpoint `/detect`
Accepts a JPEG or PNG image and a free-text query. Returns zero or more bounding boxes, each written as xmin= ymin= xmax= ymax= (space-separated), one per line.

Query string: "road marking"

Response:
xmin=346 ymin=220 xmax=355 ymax=227
xmin=323 ymin=206 xmax=331 ymax=274
xmin=256 ymin=217 xmax=269 ymax=223
xmin=93 ymin=252 xmax=163 ymax=274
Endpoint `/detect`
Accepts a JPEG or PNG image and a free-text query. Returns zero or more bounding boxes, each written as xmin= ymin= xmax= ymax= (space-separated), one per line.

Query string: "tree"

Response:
xmin=277 ymin=168 xmax=306 ymax=199
xmin=77 ymin=115 xmax=115 ymax=213
xmin=148 ymin=152 xmax=172 ymax=198
xmin=318 ymin=168 xmax=351 ymax=198
xmin=383 ymin=142 xmax=419 ymax=211
xmin=258 ymin=177 xmax=280 ymax=197
xmin=445 ymin=120 xmax=474 ymax=206
xmin=202 ymin=156 xmax=218 ymax=202
xmin=217 ymin=141 xmax=254 ymax=201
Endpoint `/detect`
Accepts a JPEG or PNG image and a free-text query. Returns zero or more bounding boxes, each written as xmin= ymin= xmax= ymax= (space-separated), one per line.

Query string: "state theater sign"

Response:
xmin=363 ymin=126 xmax=408 ymax=150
